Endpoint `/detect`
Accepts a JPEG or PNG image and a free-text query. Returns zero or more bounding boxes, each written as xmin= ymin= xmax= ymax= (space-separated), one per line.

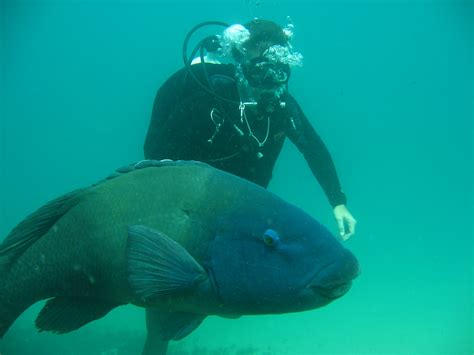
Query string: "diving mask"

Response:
xmin=242 ymin=57 xmax=291 ymax=89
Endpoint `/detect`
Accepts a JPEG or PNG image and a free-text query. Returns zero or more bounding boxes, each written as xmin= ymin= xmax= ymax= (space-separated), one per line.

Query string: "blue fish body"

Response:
xmin=0 ymin=160 xmax=359 ymax=351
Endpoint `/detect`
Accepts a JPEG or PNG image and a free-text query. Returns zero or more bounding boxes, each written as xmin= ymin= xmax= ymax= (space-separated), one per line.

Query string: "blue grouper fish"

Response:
xmin=0 ymin=160 xmax=359 ymax=354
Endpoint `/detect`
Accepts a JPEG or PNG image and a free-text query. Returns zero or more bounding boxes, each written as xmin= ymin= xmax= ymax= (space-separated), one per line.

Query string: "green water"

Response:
xmin=0 ymin=0 xmax=472 ymax=354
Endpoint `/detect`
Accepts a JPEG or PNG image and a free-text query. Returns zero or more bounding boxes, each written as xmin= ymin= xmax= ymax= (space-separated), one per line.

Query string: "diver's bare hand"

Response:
xmin=333 ymin=205 xmax=357 ymax=241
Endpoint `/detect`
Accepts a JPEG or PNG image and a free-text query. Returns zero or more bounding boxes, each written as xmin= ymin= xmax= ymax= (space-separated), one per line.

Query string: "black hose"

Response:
xmin=182 ymin=21 xmax=228 ymax=66
xmin=182 ymin=21 xmax=241 ymax=105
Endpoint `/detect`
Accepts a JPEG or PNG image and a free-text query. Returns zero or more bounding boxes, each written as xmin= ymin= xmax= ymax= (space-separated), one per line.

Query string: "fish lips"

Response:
xmin=306 ymin=250 xmax=360 ymax=300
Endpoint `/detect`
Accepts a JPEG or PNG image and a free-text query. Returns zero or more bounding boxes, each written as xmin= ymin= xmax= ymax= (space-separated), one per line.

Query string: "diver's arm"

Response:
xmin=285 ymin=95 xmax=347 ymax=207
xmin=285 ymin=95 xmax=356 ymax=239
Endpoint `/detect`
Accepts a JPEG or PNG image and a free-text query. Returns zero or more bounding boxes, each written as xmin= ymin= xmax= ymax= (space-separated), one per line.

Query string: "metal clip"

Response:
xmin=208 ymin=107 xmax=224 ymax=144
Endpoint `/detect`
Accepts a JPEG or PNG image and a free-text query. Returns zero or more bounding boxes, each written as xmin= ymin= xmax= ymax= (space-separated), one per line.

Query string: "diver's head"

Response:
xmin=241 ymin=19 xmax=290 ymax=59
xmin=220 ymin=19 xmax=303 ymax=93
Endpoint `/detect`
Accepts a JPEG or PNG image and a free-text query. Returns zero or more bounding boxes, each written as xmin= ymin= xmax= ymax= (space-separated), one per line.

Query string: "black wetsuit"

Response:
xmin=144 ymin=63 xmax=346 ymax=207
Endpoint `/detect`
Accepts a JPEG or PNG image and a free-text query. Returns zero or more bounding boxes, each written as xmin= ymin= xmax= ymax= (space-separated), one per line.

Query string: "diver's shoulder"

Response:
xmin=191 ymin=61 xmax=235 ymax=75
xmin=165 ymin=63 xmax=234 ymax=84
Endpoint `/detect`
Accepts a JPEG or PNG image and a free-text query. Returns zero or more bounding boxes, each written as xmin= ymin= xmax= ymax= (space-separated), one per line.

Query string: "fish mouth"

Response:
xmin=306 ymin=251 xmax=360 ymax=299
xmin=309 ymin=280 xmax=353 ymax=299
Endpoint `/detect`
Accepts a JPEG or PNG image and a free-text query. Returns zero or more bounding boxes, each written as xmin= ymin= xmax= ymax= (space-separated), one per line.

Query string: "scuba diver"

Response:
xmin=142 ymin=18 xmax=358 ymax=355
xmin=145 ymin=18 xmax=356 ymax=237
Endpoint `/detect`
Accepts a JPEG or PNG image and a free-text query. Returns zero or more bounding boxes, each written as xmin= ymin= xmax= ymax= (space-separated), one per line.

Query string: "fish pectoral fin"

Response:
xmin=146 ymin=308 xmax=206 ymax=341
xmin=127 ymin=225 xmax=207 ymax=302
xmin=35 ymin=297 xmax=123 ymax=334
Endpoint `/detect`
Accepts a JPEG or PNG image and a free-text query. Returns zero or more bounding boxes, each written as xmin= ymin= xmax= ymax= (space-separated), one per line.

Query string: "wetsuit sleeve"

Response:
xmin=144 ymin=69 xmax=187 ymax=159
xmin=285 ymin=95 xmax=347 ymax=207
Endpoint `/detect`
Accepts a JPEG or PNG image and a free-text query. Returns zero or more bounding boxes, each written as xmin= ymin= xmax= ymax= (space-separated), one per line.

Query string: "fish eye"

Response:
xmin=262 ymin=229 xmax=279 ymax=247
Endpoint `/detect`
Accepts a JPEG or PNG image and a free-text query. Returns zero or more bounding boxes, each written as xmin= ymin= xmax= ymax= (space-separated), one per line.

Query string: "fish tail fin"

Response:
xmin=0 ymin=270 xmax=35 ymax=338
xmin=0 ymin=305 xmax=13 ymax=338
xmin=0 ymin=263 xmax=9 ymax=337
xmin=0 ymin=187 xmax=87 ymax=338
xmin=0 ymin=290 xmax=20 ymax=338
xmin=0 ymin=255 xmax=34 ymax=338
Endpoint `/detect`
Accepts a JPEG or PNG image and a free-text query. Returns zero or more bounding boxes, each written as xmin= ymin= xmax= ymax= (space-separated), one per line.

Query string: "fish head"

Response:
xmin=205 ymin=200 xmax=360 ymax=315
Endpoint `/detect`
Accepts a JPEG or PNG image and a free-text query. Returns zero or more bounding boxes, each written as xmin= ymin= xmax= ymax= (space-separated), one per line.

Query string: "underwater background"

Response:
xmin=0 ymin=0 xmax=472 ymax=354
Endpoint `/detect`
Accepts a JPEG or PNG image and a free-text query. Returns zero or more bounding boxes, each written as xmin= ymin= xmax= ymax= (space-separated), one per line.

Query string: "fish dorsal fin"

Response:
xmin=0 ymin=159 xmax=208 ymax=272
xmin=0 ymin=187 xmax=87 ymax=270
xmin=103 ymin=159 xmax=212 ymax=182
xmin=36 ymin=297 xmax=122 ymax=334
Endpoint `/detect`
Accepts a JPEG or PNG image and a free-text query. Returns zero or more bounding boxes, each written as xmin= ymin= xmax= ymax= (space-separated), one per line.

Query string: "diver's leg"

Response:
xmin=142 ymin=308 xmax=169 ymax=355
